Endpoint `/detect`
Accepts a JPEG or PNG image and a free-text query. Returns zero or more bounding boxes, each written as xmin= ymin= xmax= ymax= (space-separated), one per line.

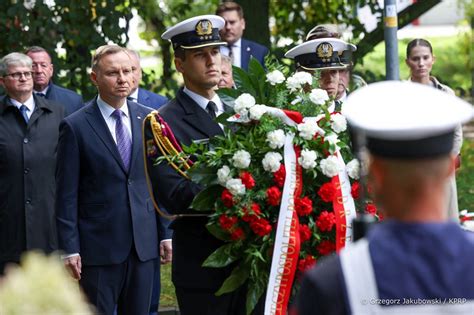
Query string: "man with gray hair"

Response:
xmin=127 ymin=49 xmax=168 ymax=110
xmin=0 ymin=52 xmax=64 ymax=274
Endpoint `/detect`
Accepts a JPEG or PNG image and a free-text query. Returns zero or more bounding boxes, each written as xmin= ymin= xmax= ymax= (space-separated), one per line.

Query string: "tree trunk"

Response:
xmin=235 ymin=0 xmax=270 ymax=48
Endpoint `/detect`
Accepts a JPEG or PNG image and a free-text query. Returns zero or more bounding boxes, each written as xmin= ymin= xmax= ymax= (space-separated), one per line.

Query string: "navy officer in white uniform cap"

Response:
xmin=294 ymin=81 xmax=474 ymax=315
xmin=144 ymin=14 xmax=263 ymax=315
xmin=285 ymin=38 xmax=356 ymax=112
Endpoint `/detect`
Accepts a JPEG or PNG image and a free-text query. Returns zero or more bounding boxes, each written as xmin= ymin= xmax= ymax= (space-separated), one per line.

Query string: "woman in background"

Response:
xmin=406 ymin=38 xmax=463 ymax=222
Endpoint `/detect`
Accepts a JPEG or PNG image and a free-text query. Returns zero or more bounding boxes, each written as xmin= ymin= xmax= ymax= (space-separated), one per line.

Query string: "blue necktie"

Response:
xmin=19 ymin=105 xmax=29 ymax=123
xmin=36 ymin=93 xmax=46 ymax=98
xmin=111 ymin=109 xmax=132 ymax=170
xmin=207 ymin=101 xmax=217 ymax=119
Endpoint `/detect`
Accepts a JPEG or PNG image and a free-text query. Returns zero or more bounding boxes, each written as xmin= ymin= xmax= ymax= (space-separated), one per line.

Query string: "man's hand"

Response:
xmin=64 ymin=255 xmax=82 ymax=280
xmin=160 ymin=240 xmax=172 ymax=264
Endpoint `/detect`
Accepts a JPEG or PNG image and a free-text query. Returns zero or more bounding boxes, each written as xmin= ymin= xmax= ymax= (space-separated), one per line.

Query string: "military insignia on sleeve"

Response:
xmin=195 ymin=19 xmax=213 ymax=36
xmin=316 ymin=42 xmax=333 ymax=62
xmin=146 ymin=139 xmax=158 ymax=158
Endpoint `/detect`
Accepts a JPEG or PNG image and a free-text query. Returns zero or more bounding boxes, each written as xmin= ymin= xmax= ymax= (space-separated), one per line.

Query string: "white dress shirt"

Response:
xmin=96 ymin=96 xmax=132 ymax=144
xmin=183 ymin=87 xmax=224 ymax=116
xmin=10 ymin=95 xmax=35 ymax=120
xmin=221 ymin=38 xmax=242 ymax=68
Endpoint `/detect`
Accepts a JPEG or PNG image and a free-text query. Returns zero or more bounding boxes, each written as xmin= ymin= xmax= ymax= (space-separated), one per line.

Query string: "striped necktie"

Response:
xmin=111 ymin=109 xmax=132 ymax=170
xmin=19 ymin=104 xmax=29 ymax=123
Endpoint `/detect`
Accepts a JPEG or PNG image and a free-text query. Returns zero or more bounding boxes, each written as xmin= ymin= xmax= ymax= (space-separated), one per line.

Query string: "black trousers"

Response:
xmin=79 ymin=249 xmax=155 ymax=315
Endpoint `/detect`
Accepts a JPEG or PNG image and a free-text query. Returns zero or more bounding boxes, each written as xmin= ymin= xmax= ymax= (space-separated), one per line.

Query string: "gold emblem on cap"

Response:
xmin=195 ymin=19 xmax=213 ymax=36
xmin=316 ymin=42 xmax=333 ymax=62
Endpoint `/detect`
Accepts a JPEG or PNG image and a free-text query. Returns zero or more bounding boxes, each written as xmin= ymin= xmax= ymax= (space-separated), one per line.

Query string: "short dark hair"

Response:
xmin=174 ymin=47 xmax=186 ymax=61
xmin=216 ymin=1 xmax=244 ymax=19
xmin=406 ymin=38 xmax=433 ymax=58
xmin=25 ymin=46 xmax=52 ymax=59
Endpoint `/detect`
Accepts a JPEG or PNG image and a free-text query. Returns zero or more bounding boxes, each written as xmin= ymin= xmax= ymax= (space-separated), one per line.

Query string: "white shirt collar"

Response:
xmin=34 ymin=85 xmax=49 ymax=95
xmin=10 ymin=94 xmax=35 ymax=112
xmin=96 ymin=96 xmax=129 ymax=118
xmin=129 ymin=88 xmax=139 ymax=101
xmin=183 ymin=86 xmax=224 ymax=114
xmin=233 ymin=38 xmax=242 ymax=48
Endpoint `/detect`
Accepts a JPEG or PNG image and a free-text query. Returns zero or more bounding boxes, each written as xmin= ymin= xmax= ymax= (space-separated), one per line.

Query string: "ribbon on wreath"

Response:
xmin=262 ymin=109 xmax=356 ymax=315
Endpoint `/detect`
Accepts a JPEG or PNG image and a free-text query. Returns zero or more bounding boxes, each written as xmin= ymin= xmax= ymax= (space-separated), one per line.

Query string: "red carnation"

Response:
xmin=240 ymin=171 xmax=255 ymax=189
xmin=316 ymin=211 xmax=335 ymax=232
xmin=318 ymin=182 xmax=336 ymax=203
xmin=317 ymin=240 xmax=336 ymax=255
xmin=266 ymin=186 xmax=282 ymax=206
xmin=242 ymin=203 xmax=262 ymax=222
xmin=351 ymin=181 xmax=360 ymax=199
xmin=299 ymin=224 xmax=312 ymax=243
xmin=250 ymin=217 xmax=272 ymax=236
xmin=218 ymin=214 xmax=238 ymax=231
xmin=295 ymin=196 xmax=313 ymax=216
xmin=297 ymin=255 xmax=316 ymax=272
xmin=221 ymin=189 xmax=234 ymax=208
xmin=366 ymin=203 xmax=377 ymax=215
xmin=273 ymin=164 xmax=286 ymax=188
xmin=230 ymin=227 xmax=245 ymax=240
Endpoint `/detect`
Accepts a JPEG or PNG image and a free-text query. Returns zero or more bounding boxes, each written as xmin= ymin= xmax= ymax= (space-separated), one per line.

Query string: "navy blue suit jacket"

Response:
xmin=137 ymin=88 xmax=168 ymax=110
xmin=240 ymin=38 xmax=269 ymax=71
xmin=45 ymin=83 xmax=83 ymax=117
xmin=56 ymin=100 xmax=170 ymax=265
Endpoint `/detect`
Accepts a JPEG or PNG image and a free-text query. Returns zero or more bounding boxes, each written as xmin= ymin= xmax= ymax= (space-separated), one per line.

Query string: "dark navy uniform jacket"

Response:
xmin=295 ymin=220 xmax=474 ymax=314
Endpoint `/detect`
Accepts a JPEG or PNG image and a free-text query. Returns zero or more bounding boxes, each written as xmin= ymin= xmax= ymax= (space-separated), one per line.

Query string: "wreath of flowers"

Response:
xmin=158 ymin=59 xmax=381 ymax=313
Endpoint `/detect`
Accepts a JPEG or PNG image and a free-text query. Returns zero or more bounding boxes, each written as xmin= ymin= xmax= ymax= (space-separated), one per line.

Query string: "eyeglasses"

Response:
xmin=3 ymin=71 xmax=33 ymax=80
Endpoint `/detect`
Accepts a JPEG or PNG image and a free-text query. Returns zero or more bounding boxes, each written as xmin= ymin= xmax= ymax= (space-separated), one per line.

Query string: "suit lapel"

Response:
xmin=128 ymin=101 xmax=144 ymax=171
xmin=85 ymin=101 xmax=127 ymax=173
xmin=240 ymin=39 xmax=250 ymax=71
xmin=177 ymin=90 xmax=223 ymax=138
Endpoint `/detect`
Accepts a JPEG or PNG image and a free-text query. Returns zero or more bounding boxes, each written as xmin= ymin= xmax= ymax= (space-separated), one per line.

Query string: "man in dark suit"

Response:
xmin=295 ymin=82 xmax=474 ymax=314
xmin=56 ymin=45 xmax=169 ymax=315
xmin=25 ymin=46 xmax=83 ymax=116
xmin=216 ymin=1 xmax=269 ymax=71
xmin=0 ymin=52 xmax=64 ymax=274
xmin=127 ymin=49 xmax=168 ymax=110
xmin=144 ymin=15 xmax=262 ymax=315
xmin=126 ymin=48 xmax=172 ymax=315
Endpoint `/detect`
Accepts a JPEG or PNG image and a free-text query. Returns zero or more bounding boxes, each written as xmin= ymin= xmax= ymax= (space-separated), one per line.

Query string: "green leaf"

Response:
xmin=190 ymin=185 xmax=222 ymax=211
xmin=215 ymin=112 xmax=232 ymax=125
xmin=188 ymin=163 xmax=218 ymax=186
xmin=246 ymin=280 xmax=266 ymax=315
xmin=203 ymin=242 xmax=240 ymax=268
xmin=206 ymin=222 xmax=232 ymax=242
xmin=233 ymin=66 xmax=257 ymax=95
xmin=215 ymin=264 xmax=250 ymax=296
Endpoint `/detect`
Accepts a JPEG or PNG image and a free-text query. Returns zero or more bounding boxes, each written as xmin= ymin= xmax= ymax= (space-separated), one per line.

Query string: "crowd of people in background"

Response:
xmin=0 ymin=1 xmax=472 ymax=315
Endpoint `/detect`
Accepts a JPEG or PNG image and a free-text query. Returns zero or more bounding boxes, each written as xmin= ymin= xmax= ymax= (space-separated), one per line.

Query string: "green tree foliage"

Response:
xmin=0 ymin=0 xmax=134 ymax=99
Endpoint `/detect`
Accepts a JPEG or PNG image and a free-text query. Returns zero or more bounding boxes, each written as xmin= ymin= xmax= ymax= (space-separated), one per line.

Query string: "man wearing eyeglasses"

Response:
xmin=0 ymin=52 xmax=64 ymax=274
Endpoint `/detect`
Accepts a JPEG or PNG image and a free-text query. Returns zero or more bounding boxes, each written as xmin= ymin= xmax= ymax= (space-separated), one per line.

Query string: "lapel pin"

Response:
xmin=137 ymin=115 xmax=142 ymax=120
xmin=246 ymin=47 xmax=251 ymax=52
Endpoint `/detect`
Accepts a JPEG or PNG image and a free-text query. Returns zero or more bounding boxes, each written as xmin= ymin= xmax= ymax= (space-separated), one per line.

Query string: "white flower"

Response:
xmin=291 ymin=96 xmax=302 ymax=105
xmin=320 ymin=155 xmax=340 ymax=178
xmin=266 ymin=129 xmax=286 ymax=149
xmin=325 ymin=133 xmax=339 ymax=146
xmin=286 ymin=72 xmax=313 ymax=92
xmin=309 ymin=88 xmax=329 ymax=105
xmin=217 ymin=165 xmax=232 ymax=186
xmin=232 ymin=150 xmax=251 ymax=169
xmin=346 ymin=159 xmax=360 ymax=180
xmin=234 ymin=93 xmax=256 ymax=118
xmin=331 ymin=113 xmax=347 ymax=133
xmin=266 ymin=70 xmax=285 ymax=85
xmin=226 ymin=178 xmax=246 ymax=196
xmin=298 ymin=121 xmax=320 ymax=140
xmin=298 ymin=149 xmax=318 ymax=169
xmin=262 ymin=152 xmax=283 ymax=173
xmin=249 ymin=104 xmax=268 ymax=120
